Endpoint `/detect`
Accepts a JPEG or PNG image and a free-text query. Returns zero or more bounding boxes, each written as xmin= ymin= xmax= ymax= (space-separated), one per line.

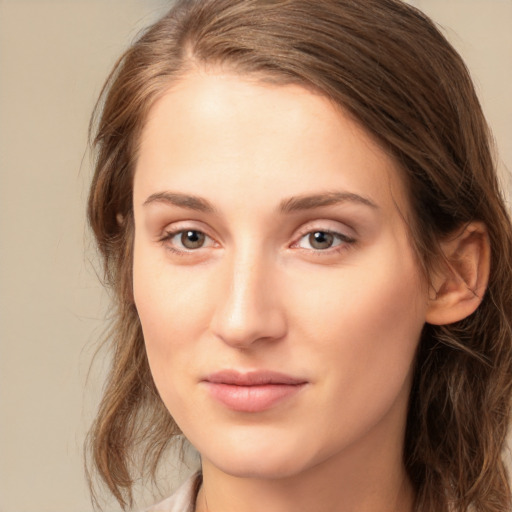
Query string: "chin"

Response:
xmin=197 ymin=427 xmax=320 ymax=480
xmin=211 ymin=453 xmax=309 ymax=480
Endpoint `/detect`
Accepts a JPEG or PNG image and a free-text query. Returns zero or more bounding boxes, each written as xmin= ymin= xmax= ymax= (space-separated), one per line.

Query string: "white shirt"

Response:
xmin=145 ymin=472 xmax=201 ymax=512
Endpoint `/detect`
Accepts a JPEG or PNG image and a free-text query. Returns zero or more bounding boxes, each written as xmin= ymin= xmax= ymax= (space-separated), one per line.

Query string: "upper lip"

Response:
xmin=203 ymin=369 xmax=307 ymax=386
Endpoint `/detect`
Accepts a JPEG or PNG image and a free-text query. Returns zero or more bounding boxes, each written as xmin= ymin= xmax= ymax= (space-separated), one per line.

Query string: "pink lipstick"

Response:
xmin=202 ymin=370 xmax=307 ymax=412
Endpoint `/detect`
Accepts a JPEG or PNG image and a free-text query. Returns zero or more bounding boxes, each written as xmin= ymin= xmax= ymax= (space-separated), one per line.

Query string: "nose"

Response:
xmin=210 ymin=248 xmax=287 ymax=349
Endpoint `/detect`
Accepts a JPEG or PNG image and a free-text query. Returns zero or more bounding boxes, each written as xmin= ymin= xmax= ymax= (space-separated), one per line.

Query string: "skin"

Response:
xmin=132 ymin=71 xmax=431 ymax=512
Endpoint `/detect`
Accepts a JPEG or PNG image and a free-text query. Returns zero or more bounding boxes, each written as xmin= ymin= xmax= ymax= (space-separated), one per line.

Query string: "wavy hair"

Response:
xmin=86 ymin=1 xmax=512 ymax=510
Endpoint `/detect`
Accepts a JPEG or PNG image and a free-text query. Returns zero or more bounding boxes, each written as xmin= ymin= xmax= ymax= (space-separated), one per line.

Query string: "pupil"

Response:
xmin=309 ymin=231 xmax=333 ymax=250
xmin=181 ymin=230 xmax=205 ymax=249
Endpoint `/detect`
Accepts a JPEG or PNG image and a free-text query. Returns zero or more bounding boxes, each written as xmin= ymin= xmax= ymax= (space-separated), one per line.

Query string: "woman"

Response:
xmin=86 ymin=0 xmax=512 ymax=511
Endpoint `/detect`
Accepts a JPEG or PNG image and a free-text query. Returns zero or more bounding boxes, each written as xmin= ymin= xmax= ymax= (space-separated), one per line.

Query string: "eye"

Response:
xmin=161 ymin=229 xmax=214 ymax=251
xmin=178 ymin=230 xmax=206 ymax=249
xmin=296 ymin=230 xmax=354 ymax=251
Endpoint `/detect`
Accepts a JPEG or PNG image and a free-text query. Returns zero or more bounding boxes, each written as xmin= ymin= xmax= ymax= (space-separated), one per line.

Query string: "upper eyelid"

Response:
xmin=162 ymin=228 xmax=216 ymax=243
xmin=161 ymin=221 xmax=215 ymax=238
xmin=295 ymin=229 xmax=352 ymax=240
xmin=292 ymin=220 xmax=355 ymax=239
xmin=291 ymin=230 xmax=355 ymax=251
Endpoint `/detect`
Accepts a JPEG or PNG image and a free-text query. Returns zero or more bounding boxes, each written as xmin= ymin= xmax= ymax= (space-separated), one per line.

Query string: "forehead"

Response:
xmin=134 ymin=71 xmax=409 ymax=219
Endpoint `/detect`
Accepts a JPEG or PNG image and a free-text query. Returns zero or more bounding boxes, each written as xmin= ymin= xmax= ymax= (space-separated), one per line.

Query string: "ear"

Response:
xmin=426 ymin=222 xmax=490 ymax=326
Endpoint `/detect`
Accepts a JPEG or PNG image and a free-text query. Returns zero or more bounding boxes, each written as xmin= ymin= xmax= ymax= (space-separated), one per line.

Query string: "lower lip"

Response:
xmin=203 ymin=382 xmax=306 ymax=412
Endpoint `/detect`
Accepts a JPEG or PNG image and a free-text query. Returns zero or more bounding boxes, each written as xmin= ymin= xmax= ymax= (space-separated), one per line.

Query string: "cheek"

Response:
xmin=291 ymin=246 xmax=426 ymax=345
xmin=132 ymin=243 xmax=212 ymax=392
xmin=288 ymin=241 xmax=427 ymax=428
xmin=134 ymin=233 xmax=214 ymax=328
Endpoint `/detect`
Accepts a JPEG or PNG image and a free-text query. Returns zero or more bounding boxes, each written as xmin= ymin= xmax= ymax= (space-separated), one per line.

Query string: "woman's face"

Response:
xmin=133 ymin=71 xmax=430 ymax=479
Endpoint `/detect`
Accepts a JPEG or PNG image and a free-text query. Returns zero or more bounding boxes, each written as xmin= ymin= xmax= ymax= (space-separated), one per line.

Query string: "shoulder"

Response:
xmin=144 ymin=472 xmax=202 ymax=512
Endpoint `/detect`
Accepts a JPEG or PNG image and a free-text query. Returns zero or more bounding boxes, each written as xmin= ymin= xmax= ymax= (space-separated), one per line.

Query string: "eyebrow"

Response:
xmin=143 ymin=190 xmax=378 ymax=213
xmin=143 ymin=191 xmax=217 ymax=213
xmin=279 ymin=191 xmax=378 ymax=213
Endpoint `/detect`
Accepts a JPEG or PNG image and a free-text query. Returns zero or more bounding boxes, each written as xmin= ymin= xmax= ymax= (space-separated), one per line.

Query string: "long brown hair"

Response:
xmin=87 ymin=1 xmax=512 ymax=510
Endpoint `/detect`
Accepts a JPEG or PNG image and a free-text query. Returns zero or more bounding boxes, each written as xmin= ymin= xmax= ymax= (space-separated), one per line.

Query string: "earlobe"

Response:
xmin=425 ymin=222 xmax=490 ymax=326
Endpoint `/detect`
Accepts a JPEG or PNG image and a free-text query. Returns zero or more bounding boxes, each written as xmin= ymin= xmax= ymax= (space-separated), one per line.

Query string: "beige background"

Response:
xmin=0 ymin=1 xmax=511 ymax=511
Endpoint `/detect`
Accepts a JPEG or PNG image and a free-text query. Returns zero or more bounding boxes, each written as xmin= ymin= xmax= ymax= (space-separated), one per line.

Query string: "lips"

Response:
xmin=202 ymin=370 xmax=308 ymax=413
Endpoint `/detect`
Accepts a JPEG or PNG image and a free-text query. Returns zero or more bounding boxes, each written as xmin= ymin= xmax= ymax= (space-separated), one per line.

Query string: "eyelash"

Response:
xmin=292 ymin=229 xmax=356 ymax=256
xmin=158 ymin=229 xmax=217 ymax=257
xmin=158 ymin=227 xmax=356 ymax=256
